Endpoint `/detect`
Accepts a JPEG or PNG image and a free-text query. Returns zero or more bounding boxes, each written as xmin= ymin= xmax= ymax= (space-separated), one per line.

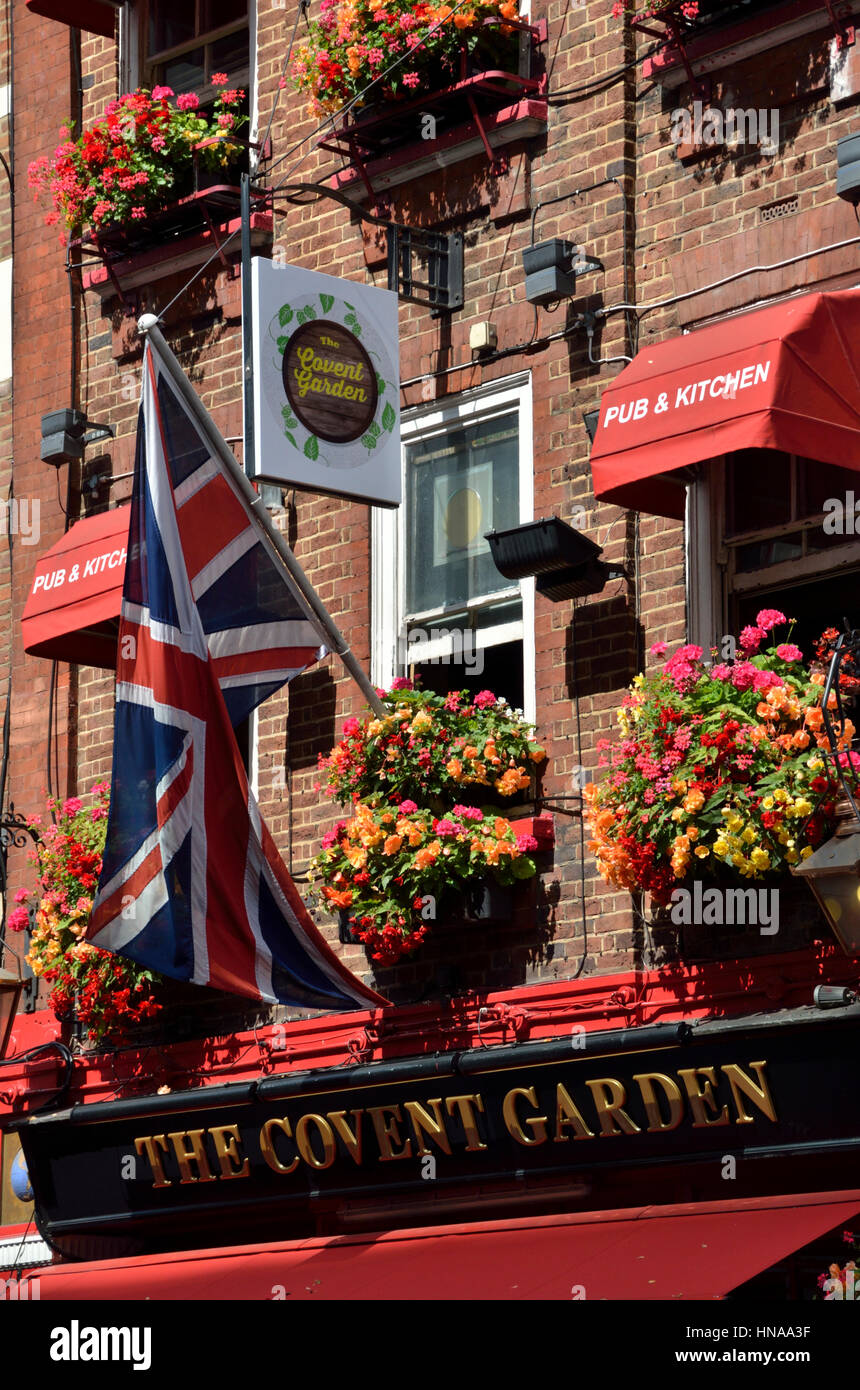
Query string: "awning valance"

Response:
xmin=590 ymin=289 xmax=860 ymax=519
xmin=22 ymin=506 xmax=129 ymax=669
xmin=16 ymin=1189 xmax=860 ymax=1300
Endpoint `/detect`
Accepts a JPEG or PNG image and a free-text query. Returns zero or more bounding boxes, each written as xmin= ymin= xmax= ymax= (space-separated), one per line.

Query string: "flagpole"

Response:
xmin=137 ymin=314 xmax=388 ymax=719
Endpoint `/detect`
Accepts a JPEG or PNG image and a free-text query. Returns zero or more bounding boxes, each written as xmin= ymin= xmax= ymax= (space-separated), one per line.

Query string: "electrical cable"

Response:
xmin=257 ymin=0 xmax=311 ymax=165
xmin=547 ymin=44 xmax=659 ymax=101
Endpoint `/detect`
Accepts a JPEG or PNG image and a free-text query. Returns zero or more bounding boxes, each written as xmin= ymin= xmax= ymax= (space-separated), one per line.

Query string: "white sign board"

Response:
xmin=250 ymin=258 xmax=401 ymax=508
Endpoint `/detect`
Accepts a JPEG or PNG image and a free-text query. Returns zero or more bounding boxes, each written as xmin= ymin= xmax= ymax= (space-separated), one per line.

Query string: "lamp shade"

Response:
xmin=0 ymin=966 xmax=23 ymax=1060
xmin=792 ymin=823 xmax=860 ymax=956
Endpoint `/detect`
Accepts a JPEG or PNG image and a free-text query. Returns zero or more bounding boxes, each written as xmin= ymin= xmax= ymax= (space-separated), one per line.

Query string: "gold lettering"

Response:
xmin=445 ymin=1095 xmax=488 ymax=1151
xmin=327 ymin=1109 xmax=364 ymax=1164
xmin=367 ymin=1105 xmax=413 ymax=1161
xmin=134 ymin=1134 xmax=172 ymax=1188
xmin=167 ymin=1129 xmax=216 ymax=1184
xmin=632 ymin=1073 xmax=684 ymax=1133
xmin=554 ymin=1083 xmax=596 ymax=1141
xmin=209 ymin=1124 xmax=250 ymax=1180
xmin=295 ymin=1113 xmax=337 ymax=1169
xmin=585 ymin=1079 xmax=641 ymax=1136
xmin=720 ymin=1062 xmax=777 ymax=1125
xmin=677 ymin=1067 xmax=730 ymax=1128
xmin=502 ymin=1086 xmax=549 ymax=1146
xmin=260 ymin=1117 xmax=300 ymax=1174
xmin=403 ymin=1098 xmax=453 ymax=1156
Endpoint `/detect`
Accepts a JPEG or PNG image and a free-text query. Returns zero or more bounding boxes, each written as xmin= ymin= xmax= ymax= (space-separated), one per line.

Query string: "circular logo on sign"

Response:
xmin=283 ymin=319 xmax=379 ymax=444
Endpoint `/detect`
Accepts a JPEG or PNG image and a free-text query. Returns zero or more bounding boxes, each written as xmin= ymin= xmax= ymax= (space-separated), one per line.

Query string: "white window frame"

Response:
xmin=372 ymin=372 xmax=536 ymax=722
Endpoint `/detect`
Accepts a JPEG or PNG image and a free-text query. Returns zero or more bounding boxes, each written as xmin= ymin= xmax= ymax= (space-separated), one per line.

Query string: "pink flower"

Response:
xmin=472 ymin=690 xmax=497 ymax=709
xmin=752 ymin=669 xmax=782 ymax=692
xmin=14 ymin=888 xmax=30 ymax=903
xmin=390 ymin=677 xmax=413 ymax=691
xmin=131 ymin=206 xmax=146 ymax=219
xmin=756 ymin=608 xmax=787 ymax=632
xmin=730 ymin=661 xmax=758 ymax=691
xmin=433 ymin=818 xmax=459 ymax=838
xmin=739 ymin=625 xmax=765 ymax=652
xmin=62 ymin=797 xmax=82 ymax=817
xmin=444 ymin=692 xmax=462 ymax=711
xmin=7 ymin=906 xmax=30 ymax=931
xmin=399 ymin=799 xmax=418 ymax=813
xmin=710 ymin=663 xmax=732 ymax=680
xmin=321 ymin=820 xmax=347 ymax=849
xmin=342 ymin=717 xmax=360 ymax=737
xmin=649 ymin=641 xmax=668 ymax=656
xmin=776 ymin=643 xmax=803 ymax=662
xmin=211 ymin=72 xmax=229 ymax=86
xmin=151 ymin=85 xmax=174 ymax=100
xmin=453 ymin=804 xmax=483 ymax=820
xmin=176 ymin=92 xmax=199 ymax=111
xmin=515 ymin=833 xmax=538 ymax=851
xmin=402 ymin=72 xmax=420 ymax=87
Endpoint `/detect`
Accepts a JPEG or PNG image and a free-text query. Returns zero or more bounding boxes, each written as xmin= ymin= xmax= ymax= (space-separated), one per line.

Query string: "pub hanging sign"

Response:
xmin=250 ymin=258 xmax=401 ymax=508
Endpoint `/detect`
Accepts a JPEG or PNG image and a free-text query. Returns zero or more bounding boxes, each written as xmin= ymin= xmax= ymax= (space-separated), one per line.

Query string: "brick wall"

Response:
xmin=6 ymin=0 xmax=851 ymax=1030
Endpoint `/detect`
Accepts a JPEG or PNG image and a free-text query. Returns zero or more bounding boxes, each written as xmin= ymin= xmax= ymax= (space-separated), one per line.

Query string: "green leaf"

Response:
xmin=367 ymin=420 xmax=381 ymax=439
xmin=361 ymin=432 xmax=378 ymax=450
xmin=276 ymin=335 xmax=288 ymax=354
xmin=382 ymin=401 xmax=396 ymax=432
xmin=320 ymin=293 xmax=334 ymax=313
xmin=304 ymin=436 xmax=319 ymax=460
xmin=344 ymin=301 xmax=356 ymax=313
xmin=376 ymin=373 xmax=387 ymax=393
xmin=278 ymin=304 xmax=293 ymax=326
xmin=284 ymin=431 xmax=297 ymax=449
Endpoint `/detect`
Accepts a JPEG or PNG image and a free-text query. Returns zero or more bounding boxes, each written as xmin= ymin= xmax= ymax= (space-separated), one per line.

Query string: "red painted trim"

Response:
xmin=642 ymin=0 xmax=853 ymax=79
xmin=78 ymin=212 xmax=273 ymax=294
xmin=330 ymin=98 xmax=549 ymax=198
xmin=509 ymin=814 xmax=554 ymax=849
xmin=1 ymin=940 xmax=857 ymax=1117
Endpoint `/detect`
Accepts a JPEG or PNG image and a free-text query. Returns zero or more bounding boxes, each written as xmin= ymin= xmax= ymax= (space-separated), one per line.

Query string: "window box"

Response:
xmin=324 ymin=20 xmax=548 ymax=200
xmin=638 ymin=0 xmax=857 ymax=89
xmin=71 ymin=186 xmax=273 ymax=304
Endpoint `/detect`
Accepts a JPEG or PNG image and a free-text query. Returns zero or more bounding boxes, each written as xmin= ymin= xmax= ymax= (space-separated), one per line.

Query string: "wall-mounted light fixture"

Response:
xmin=40 ymin=410 xmax=115 ymax=468
xmin=521 ymin=240 xmax=604 ymax=306
xmin=486 ymin=516 xmax=626 ymax=602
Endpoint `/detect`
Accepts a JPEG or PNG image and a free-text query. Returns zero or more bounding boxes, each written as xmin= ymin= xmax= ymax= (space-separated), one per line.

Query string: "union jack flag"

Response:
xmin=88 ymin=340 xmax=386 ymax=1012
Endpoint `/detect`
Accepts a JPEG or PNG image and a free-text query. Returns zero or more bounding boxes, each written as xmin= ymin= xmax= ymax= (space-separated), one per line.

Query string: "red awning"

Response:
xmin=25 ymin=0 xmax=117 ymax=39
xmin=24 ymin=1189 xmax=860 ymax=1300
xmin=590 ymin=289 xmax=860 ymax=519
xmin=22 ymin=506 xmax=129 ymax=669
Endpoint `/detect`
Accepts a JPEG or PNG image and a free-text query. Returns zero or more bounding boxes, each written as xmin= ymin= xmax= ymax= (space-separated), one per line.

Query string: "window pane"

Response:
xmin=734 ymin=533 xmax=803 ymax=572
xmin=725 ymin=449 xmax=791 ymax=536
xmin=208 ymin=31 xmax=251 ymax=82
xmin=797 ymin=458 xmax=860 ymax=519
xmin=405 ymin=411 xmax=519 ymax=615
xmin=412 ymin=639 xmax=524 ymax=710
xmin=162 ymin=47 xmax=206 ymax=94
xmin=149 ymin=7 xmax=196 ymax=56
xmin=202 ymin=0 xmax=247 ymax=30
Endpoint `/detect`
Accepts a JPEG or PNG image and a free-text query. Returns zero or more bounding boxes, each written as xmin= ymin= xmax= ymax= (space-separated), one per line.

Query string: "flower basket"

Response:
xmin=290 ymin=3 xmax=528 ymax=119
xmin=313 ymin=680 xmax=546 ymax=964
xmin=584 ymin=613 xmax=852 ymax=919
xmin=28 ymin=79 xmax=248 ymax=242
xmin=8 ymin=785 xmax=162 ymax=1045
